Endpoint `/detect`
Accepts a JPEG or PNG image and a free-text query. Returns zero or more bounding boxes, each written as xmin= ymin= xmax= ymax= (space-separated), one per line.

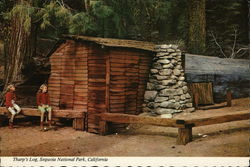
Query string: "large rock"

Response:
xmin=179 ymin=76 xmax=185 ymax=81
xmin=144 ymin=91 xmax=158 ymax=101
xmin=156 ymin=75 xmax=169 ymax=80
xmin=159 ymin=69 xmax=172 ymax=76
xmin=160 ymin=101 xmax=174 ymax=108
xmin=156 ymin=52 xmax=169 ymax=57
xmin=163 ymin=64 xmax=174 ymax=69
xmin=186 ymin=103 xmax=193 ymax=108
xmin=155 ymin=85 xmax=167 ymax=90
xmin=147 ymin=82 xmax=155 ymax=90
xmin=162 ymin=79 xmax=176 ymax=86
xmin=153 ymin=62 xmax=163 ymax=69
xmin=159 ymin=88 xmax=176 ymax=96
xmin=180 ymin=94 xmax=186 ymax=100
xmin=158 ymin=59 xmax=170 ymax=64
xmin=182 ymin=86 xmax=188 ymax=93
xmin=175 ymin=65 xmax=182 ymax=70
xmin=173 ymin=69 xmax=181 ymax=76
xmin=147 ymin=102 xmax=155 ymax=108
xmin=153 ymin=103 xmax=161 ymax=109
xmin=150 ymin=69 xmax=158 ymax=74
xmin=185 ymin=93 xmax=191 ymax=99
xmin=142 ymin=107 xmax=151 ymax=112
xmin=155 ymin=97 xmax=169 ymax=102
xmin=167 ymin=49 xmax=175 ymax=52
xmin=171 ymin=59 xmax=177 ymax=65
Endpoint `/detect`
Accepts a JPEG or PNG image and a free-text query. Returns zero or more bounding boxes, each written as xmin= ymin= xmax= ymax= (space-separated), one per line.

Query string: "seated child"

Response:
xmin=5 ymin=84 xmax=21 ymax=128
xmin=36 ymin=84 xmax=52 ymax=130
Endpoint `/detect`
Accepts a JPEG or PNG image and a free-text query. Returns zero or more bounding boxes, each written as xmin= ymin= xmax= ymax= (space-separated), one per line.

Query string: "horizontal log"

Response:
xmin=184 ymin=110 xmax=250 ymax=127
xmin=0 ymin=107 xmax=86 ymax=118
xmin=99 ymin=113 xmax=184 ymax=128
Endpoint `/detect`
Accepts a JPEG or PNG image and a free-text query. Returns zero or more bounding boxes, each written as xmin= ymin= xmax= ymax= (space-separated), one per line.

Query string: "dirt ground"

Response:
xmin=0 ymin=98 xmax=249 ymax=157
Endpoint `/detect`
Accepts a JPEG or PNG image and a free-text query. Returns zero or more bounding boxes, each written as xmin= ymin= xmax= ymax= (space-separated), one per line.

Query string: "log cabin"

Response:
xmin=48 ymin=35 xmax=156 ymax=133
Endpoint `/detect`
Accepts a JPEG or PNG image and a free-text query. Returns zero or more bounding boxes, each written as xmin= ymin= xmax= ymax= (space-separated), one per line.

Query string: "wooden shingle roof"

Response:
xmin=64 ymin=35 xmax=156 ymax=52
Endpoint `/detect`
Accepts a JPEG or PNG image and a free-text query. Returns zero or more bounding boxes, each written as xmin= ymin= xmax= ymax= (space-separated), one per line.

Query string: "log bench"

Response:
xmin=98 ymin=109 xmax=250 ymax=145
xmin=0 ymin=107 xmax=87 ymax=130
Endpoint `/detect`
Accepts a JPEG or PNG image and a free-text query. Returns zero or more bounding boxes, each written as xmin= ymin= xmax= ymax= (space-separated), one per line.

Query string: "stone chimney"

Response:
xmin=143 ymin=44 xmax=194 ymax=118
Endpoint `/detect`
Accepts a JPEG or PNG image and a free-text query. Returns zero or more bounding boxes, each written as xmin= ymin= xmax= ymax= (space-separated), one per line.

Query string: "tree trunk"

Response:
xmin=84 ymin=0 xmax=90 ymax=13
xmin=248 ymin=0 xmax=250 ymax=59
xmin=0 ymin=3 xmax=36 ymax=105
xmin=187 ymin=0 xmax=206 ymax=54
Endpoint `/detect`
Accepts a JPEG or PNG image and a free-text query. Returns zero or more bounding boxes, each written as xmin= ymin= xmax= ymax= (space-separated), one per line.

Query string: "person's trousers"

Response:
xmin=7 ymin=101 xmax=21 ymax=123
xmin=38 ymin=105 xmax=52 ymax=122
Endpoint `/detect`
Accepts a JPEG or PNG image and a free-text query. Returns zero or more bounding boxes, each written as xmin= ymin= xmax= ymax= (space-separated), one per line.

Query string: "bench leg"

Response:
xmin=176 ymin=127 xmax=192 ymax=145
xmin=194 ymin=93 xmax=199 ymax=109
xmin=226 ymin=90 xmax=232 ymax=107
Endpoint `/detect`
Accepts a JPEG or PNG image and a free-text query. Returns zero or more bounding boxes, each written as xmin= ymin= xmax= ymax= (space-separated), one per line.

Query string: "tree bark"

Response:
xmin=248 ymin=0 xmax=250 ymax=59
xmin=84 ymin=0 xmax=90 ymax=13
xmin=187 ymin=0 xmax=206 ymax=54
xmin=0 ymin=1 xmax=36 ymax=105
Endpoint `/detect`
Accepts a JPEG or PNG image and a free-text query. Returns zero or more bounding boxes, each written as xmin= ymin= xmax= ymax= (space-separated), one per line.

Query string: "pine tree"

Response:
xmin=187 ymin=0 xmax=206 ymax=54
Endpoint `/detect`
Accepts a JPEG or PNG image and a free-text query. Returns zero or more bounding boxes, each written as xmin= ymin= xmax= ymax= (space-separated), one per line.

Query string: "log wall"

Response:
xmin=108 ymin=48 xmax=153 ymax=131
xmin=48 ymin=40 xmax=154 ymax=133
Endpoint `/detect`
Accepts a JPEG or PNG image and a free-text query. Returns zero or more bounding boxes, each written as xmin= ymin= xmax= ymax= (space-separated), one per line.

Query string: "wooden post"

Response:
xmin=99 ymin=120 xmax=108 ymax=135
xmin=73 ymin=118 xmax=85 ymax=130
xmin=99 ymin=51 xmax=110 ymax=135
xmin=194 ymin=92 xmax=199 ymax=109
xmin=176 ymin=126 xmax=193 ymax=145
xmin=226 ymin=90 xmax=232 ymax=107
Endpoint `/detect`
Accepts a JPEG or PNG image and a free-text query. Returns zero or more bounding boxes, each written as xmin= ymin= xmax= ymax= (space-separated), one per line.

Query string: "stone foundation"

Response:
xmin=143 ymin=44 xmax=194 ymax=118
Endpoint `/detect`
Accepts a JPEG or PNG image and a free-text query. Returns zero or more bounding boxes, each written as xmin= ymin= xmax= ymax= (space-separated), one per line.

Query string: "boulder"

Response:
xmin=144 ymin=91 xmax=158 ymax=101
xmin=173 ymin=69 xmax=181 ymax=76
xmin=162 ymin=79 xmax=176 ymax=86
xmin=142 ymin=107 xmax=151 ymax=113
xmin=156 ymin=52 xmax=169 ymax=57
xmin=158 ymin=59 xmax=170 ymax=64
xmin=180 ymin=94 xmax=186 ymax=100
xmin=155 ymin=85 xmax=167 ymax=90
xmin=156 ymin=75 xmax=169 ymax=80
xmin=150 ymin=69 xmax=158 ymax=74
xmin=159 ymin=88 xmax=176 ymax=96
xmin=185 ymin=93 xmax=191 ymax=99
xmin=186 ymin=103 xmax=193 ymax=108
xmin=147 ymin=82 xmax=155 ymax=90
xmin=163 ymin=64 xmax=174 ymax=69
xmin=153 ymin=62 xmax=163 ymax=69
xmin=179 ymin=76 xmax=185 ymax=81
xmin=155 ymin=97 xmax=169 ymax=102
xmin=159 ymin=69 xmax=172 ymax=76
xmin=182 ymin=86 xmax=188 ymax=93
xmin=160 ymin=101 xmax=176 ymax=108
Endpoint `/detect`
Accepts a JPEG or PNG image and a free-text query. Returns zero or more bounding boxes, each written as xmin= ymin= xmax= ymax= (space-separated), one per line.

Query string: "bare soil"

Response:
xmin=0 ymin=98 xmax=249 ymax=157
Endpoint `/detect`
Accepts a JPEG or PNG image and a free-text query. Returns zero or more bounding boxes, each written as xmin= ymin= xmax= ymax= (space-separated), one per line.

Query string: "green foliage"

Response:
xmin=5 ymin=1 xmax=34 ymax=33
xmin=0 ymin=0 xmax=248 ymax=58
xmin=69 ymin=12 xmax=96 ymax=35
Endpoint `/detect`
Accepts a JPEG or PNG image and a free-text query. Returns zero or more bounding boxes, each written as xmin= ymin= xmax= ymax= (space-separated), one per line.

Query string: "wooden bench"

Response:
xmin=98 ymin=110 xmax=250 ymax=145
xmin=176 ymin=110 xmax=250 ymax=144
xmin=0 ymin=107 xmax=87 ymax=130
